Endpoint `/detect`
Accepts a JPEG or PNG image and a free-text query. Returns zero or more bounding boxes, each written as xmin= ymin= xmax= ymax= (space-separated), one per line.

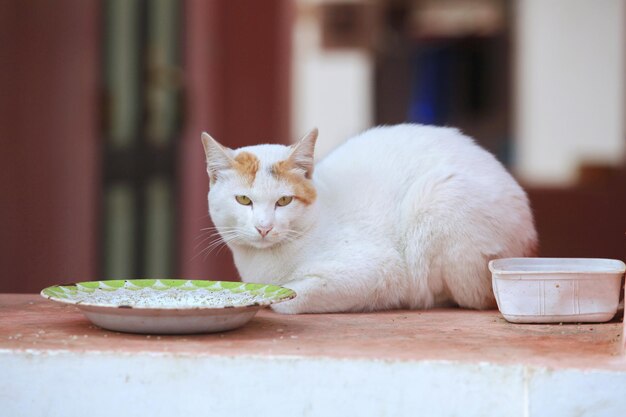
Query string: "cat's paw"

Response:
xmin=271 ymin=299 xmax=304 ymax=315
xmin=271 ymin=276 xmax=324 ymax=314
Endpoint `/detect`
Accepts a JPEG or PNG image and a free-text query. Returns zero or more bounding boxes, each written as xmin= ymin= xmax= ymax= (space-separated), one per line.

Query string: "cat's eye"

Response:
xmin=276 ymin=196 xmax=293 ymax=207
xmin=235 ymin=195 xmax=252 ymax=206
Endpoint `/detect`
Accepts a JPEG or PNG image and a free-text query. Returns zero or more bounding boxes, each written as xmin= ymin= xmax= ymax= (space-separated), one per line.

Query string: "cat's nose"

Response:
xmin=255 ymin=226 xmax=273 ymax=237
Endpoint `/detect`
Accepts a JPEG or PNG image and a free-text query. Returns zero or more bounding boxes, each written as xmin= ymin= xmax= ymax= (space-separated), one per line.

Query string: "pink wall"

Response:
xmin=0 ymin=0 xmax=101 ymax=292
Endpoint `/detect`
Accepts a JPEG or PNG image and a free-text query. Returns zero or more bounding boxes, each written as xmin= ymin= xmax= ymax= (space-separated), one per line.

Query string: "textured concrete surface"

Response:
xmin=2 ymin=294 xmax=626 ymax=417
xmin=1 ymin=294 xmax=624 ymax=368
xmin=0 ymin=294 xmax=626 ymax=371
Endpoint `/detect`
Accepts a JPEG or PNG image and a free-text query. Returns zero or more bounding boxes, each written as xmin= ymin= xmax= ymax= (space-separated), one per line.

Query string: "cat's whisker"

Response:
xmin=192 ymin=228 xmax=240 ymax=248
xmin=192 ymin=241 xmax=226 ymax=262
xmin=199 ymin=230 xmax=243 ymax=250
xmin=192 ymin=227 xmax=236 ymax=242
xmin=193 ymin=233 xmax=227 ymax=250
xmin=201 ymin=234 xmax=244 ymax=261
xmin=210 ymin=239 xmax=237 ymax=260
xmin=199 ymin=226 xmax=240 ymax=232
xmin=193 ymin=235 xmax=213 ymax=249
xmin=201 ymin=244 xmax=225 ymax=261
xmin=190 ymin=231 xmax=240 ymax=262
xmin=193 ymin=230 xmax=218 ymax=242
xmin=195 ymin=227 xmax=240 ymax=238
xmin=191 ymin=240 xmax=222 ymax=259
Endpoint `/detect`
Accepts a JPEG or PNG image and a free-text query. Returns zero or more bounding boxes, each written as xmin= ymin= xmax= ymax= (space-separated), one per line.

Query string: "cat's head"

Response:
xmin=201 ymin=129 xmax=318 ymax=249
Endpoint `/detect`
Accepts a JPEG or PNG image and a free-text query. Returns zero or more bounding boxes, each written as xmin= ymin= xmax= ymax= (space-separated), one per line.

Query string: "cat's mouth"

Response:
xmin=229 ymin=228 xmax=297 ymax=250
xmin=251 ymin=229 xmax=297 ymax=249
xmin=247 ymin=237 xmax=280 ymax=249
xmin=228 ymin=230 xmax=277 ymax=249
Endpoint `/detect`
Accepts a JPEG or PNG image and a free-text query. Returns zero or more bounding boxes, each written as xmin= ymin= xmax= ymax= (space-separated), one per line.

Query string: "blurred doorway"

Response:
xmin=102 ymin=0 xmax=182 ymax=280
xmin=0 ymin=0 xmax=294 ymax=292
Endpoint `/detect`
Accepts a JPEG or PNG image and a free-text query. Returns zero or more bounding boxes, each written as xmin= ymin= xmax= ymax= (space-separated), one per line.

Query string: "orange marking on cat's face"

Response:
xmin=233 ymin=152 xmax=260 ymax=185
xmin=271 ymin=160 xmax=317 ymax=205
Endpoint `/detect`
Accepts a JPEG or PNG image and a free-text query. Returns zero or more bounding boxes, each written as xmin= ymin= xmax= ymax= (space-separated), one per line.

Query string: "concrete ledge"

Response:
xmin=3 ymin=350 xmax=626 ymax=417
xmin=1 ymin=294 xmax=625 ymax=417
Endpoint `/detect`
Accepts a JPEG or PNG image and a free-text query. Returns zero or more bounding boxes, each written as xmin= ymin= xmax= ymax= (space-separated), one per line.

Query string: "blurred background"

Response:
xmin=1 ymin=0 xmax=625 ymax=293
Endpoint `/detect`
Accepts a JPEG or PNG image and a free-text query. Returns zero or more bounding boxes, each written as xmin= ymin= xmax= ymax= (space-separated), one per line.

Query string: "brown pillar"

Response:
xmin=178 ymin=0 xmax=293 ymax=281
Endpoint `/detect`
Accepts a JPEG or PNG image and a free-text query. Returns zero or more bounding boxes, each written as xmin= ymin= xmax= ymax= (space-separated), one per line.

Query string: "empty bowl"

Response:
xmin=489 ymin=258 xmax=625 ymax=323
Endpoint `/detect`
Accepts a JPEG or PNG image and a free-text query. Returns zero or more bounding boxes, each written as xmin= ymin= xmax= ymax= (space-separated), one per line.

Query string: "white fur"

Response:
xmin=203 ymin=124 xmax=537 ymax=314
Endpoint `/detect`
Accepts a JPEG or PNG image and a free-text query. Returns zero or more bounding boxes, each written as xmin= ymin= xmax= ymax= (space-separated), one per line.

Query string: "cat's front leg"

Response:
xmin=271 ymin=276 xmax=326 ymax=314
xmin=271 ymin=274 xmax=365 ymax=314
xmin=270 ymin=250 xmax=394 ymax=314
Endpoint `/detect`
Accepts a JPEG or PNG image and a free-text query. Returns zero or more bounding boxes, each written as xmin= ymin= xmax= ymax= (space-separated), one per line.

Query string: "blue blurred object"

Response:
xmin=408 ymin=43 xmax=454 ymax=125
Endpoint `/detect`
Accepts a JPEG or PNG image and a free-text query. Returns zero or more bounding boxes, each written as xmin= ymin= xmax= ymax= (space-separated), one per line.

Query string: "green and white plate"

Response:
xmin=41 ymin=279 xmax=296 ymax=334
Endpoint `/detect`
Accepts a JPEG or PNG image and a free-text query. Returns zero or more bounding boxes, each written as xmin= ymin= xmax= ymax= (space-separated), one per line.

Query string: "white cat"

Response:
xmin=201 ymin=124 xmax=537 ymax=314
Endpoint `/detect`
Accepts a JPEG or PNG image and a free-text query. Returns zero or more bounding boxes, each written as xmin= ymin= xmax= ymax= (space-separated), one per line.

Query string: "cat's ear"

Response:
xmin=289 ymin=128 xmax=318 ymax=179
xmin=201 ymin=132 xmax=233 ymax=183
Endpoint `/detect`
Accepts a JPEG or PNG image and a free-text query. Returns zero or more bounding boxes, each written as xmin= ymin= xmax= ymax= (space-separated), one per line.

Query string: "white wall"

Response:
xmin=515 ymin=0 xmax=626 ymax=186
xmin=291 ymin=0 xmax=374 ymax=158
xmin=293 ymin=0 xmax=626 ymax=180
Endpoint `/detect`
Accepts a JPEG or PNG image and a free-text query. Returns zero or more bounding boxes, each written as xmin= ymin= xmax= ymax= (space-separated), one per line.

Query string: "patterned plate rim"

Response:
xmin=40 ymin=279 xmax=296 ymax=310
